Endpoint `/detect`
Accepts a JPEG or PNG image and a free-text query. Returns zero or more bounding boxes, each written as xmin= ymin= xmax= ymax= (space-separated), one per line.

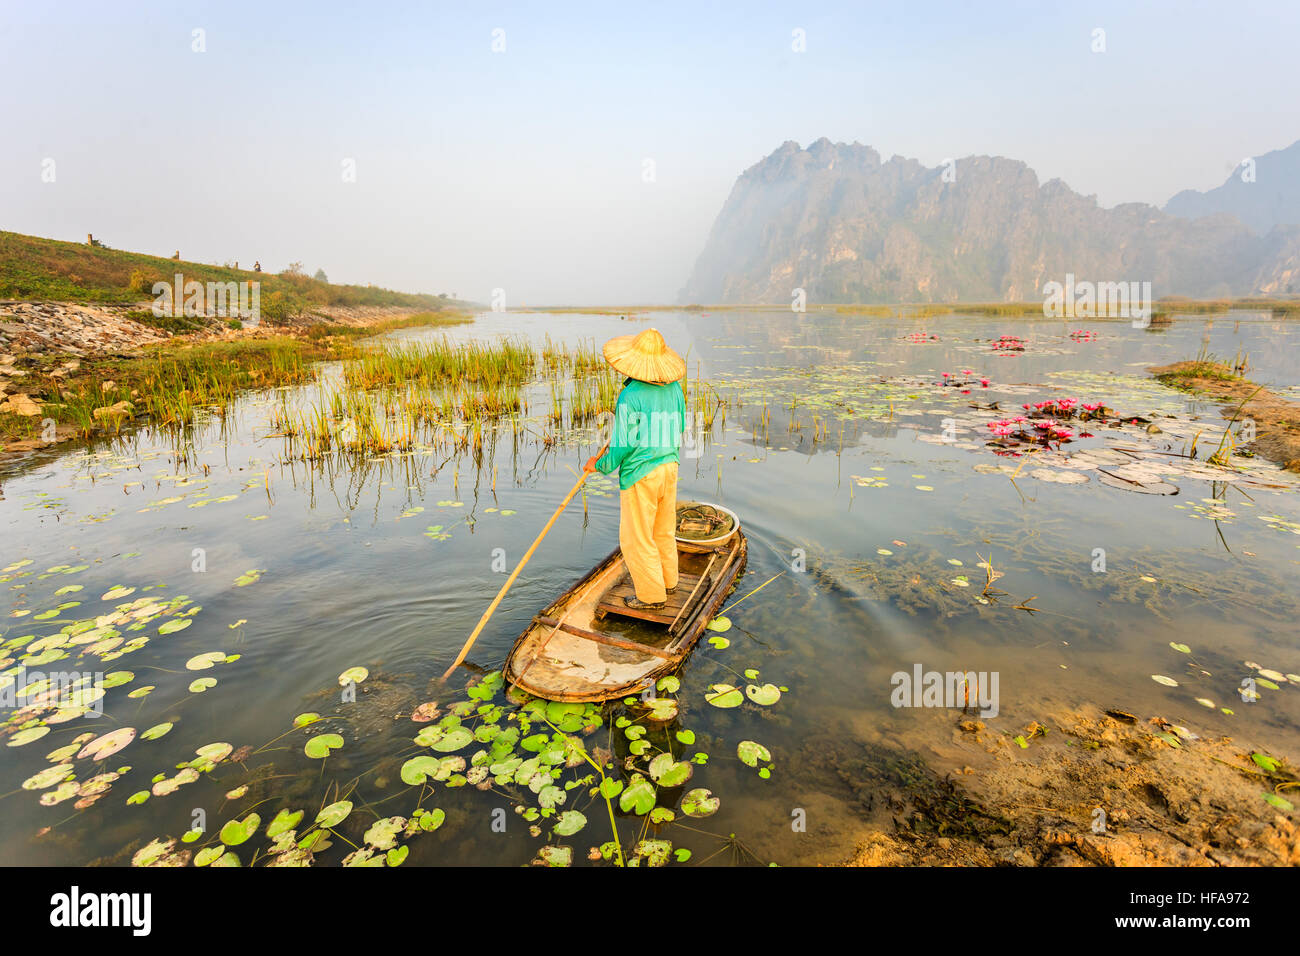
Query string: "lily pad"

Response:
xmin=7 ymin=726 xmax=51 ymax=747
xmin=705 ymin=683 xmax=744 ymax=708
xmin=737 ymin=740 xmax=772 ymax=767
xmin=618 ymin=773 xmax=656 ymax=815
xmin=537 ymin=845 xmax=572 ymax=867
xmin=553 ymin=810 xmax=587 ymax=836
xmin=634 ymin=839 xmax=673 ymax=867
xmin=338 ymin=666 xmax=369 ymax=686
xmin=219 ymin=813 xmax=261 ymax=846
xmin=648 ymin=752 xmax=693 ymax=787
xmin=77 ymin=728 xmax=136 ymax=761
xmin=304 ymin=733 xmax=344 ymax=759
xmin=315 ymin=800 xmax=353 ymax=828
xmin=185 ymin=651 xmax=226 ymax=670
xmin=267 ymin=808 xmax=304 ymax=837
xmin=745 ymin=683 xmax=782 ymax=705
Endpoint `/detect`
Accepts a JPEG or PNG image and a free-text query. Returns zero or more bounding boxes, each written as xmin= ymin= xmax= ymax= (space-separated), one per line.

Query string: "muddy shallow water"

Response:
xmin=1 ymin=309 xmax=1297 ymax=866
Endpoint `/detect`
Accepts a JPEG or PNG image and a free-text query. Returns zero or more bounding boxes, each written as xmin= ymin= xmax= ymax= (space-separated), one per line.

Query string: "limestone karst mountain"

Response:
xmin=680 ymin=138 xmax=1300 ymax=304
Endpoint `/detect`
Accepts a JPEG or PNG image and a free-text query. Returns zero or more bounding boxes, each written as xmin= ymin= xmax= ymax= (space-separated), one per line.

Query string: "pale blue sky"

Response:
xmin=3 ymin=1 xmax=1297 ymax=303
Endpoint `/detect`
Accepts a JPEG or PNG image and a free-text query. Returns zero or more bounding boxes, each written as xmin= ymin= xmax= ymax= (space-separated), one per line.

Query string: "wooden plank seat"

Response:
xmin=593 ymin=570 xmax=707 ymax=625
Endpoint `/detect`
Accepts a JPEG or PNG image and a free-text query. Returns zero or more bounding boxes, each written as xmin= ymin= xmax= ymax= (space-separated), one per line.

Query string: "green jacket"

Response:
xmin=596 ymin=378 xmax=686 ymax=490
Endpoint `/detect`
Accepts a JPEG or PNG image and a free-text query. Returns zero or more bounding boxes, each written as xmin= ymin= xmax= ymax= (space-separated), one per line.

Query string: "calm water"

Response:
xmin=2 ymin=309 xmax=1297 ymax=866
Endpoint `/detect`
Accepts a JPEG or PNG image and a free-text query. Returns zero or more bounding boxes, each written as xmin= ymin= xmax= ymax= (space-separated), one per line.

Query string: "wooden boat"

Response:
xmin=504 ymin=531 xmax=748 ymax=702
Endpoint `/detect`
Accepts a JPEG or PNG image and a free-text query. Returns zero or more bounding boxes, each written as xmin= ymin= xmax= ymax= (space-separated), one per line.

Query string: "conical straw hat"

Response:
xmin=602 ymin=328 xmax=686 ymax=384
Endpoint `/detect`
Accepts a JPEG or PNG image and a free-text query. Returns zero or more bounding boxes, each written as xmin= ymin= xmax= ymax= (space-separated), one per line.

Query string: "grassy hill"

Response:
xmin=0 ymin=230 xmax=461 ymax=320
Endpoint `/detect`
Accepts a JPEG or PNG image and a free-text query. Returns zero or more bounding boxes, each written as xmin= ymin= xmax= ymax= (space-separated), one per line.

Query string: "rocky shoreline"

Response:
xmin=830 ymin=704 xmax=1298 ymax=867
xmin=0 ymin=299 xmax=446 ymax=465
xmin=1149 ymin=360 xmax=1300 ymax=473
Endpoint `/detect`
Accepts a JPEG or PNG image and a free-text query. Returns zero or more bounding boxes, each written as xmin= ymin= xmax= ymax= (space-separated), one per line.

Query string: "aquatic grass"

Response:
xmin=341 ymin=336 xmax=536 ymax=392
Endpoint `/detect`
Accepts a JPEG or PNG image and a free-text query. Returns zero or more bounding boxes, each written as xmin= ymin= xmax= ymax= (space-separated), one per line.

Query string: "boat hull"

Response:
xmin=504 ymin=533 xmax=747 ymax=702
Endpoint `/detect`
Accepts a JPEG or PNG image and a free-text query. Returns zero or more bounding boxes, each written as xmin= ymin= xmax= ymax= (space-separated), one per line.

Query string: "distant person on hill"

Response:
xmin=583 ymin=328 xmax=687 ymax=610
xmin=253 ymin=261 xmax=262 ymax=272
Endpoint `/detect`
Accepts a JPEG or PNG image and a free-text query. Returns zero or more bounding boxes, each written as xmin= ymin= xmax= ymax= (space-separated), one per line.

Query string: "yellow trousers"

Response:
xmin=619 ymin=462 xmax=679 ymax=604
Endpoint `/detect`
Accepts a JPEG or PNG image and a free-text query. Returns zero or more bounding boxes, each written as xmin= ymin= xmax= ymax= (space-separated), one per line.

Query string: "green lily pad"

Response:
xmin=22 ymin=763 xmax=73 ymax=790
xmin=266 ymin=808 xmax=304 ymax=837
xmin=553 ymin=810 xmax=587 ymax=836
xmin=537 ymin=845 xmax=572 ymax=867
xmin=1262 ymin=793 xmax=1295 ymax=811
xmin=8 ymin=726 xmax=51 ymax=747
xmin=745 ymin=683 xmax=782 ymax=705
xmin=185 ymin=651 xmax=226 ymax=670
xmin=431 ymin=727 xmax=474 ymax=752
xmin=194 ymin=846 xmax=226 ymax=867
xmin=648 ymin=752 xmax=693 ymax=787
xmin=400 ymin=756 xmax=443 ymax=785
xmin=338 ymin=666 xmax=368 ymax=686
xmin=634 ymin=839 xmax=673 ymax=867
xmin=618 ymin=774 xmax=656 ymax=815
xmin=364 ymin=816 xmax=406 ymax=850
xmin=315 ymin=800 xmax=353 ymax=828
xmin=737 ymin=740 xmax=772 ymax=767
xmin=304 ymin=733 xmax=344 ymax=759
xmin=1251 ymin=752 xmax=1280 ymax=773
xmin=705 ymin=683 xmax=744 ymax=708
xmin=219 ymin=813 xmax=261 ymax=846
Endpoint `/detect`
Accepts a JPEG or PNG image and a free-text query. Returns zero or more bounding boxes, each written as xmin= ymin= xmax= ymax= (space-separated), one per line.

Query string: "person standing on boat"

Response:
xmin=584 ymin=328 xmax=687 ymax=611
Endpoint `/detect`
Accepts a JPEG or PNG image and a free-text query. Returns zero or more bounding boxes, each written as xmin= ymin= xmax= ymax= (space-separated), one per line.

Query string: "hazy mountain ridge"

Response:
xmin=680 ymin=138 xmax=1300 ymax=304
xmin=1164 ymin=139 xmax=1300 ymax=236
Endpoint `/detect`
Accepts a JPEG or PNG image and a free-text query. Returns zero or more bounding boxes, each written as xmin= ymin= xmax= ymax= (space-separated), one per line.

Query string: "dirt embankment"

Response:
xmin=0 ymin=300 xmax=463 ymax=461
xmin=1149 ymin=361 xmax=1300 ymax=472
xmin=0 ymin=300 xmax=438 ymax=359
xmin=830 ymin=705 xmax=1298 ymax=867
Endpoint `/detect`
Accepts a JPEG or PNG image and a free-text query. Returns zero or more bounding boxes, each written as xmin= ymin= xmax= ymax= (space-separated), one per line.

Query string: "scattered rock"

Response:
xmin=92 ymin=400 xmax=134 ymax=422
xmin=0 ymin=393 xmax=41 ymax=416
